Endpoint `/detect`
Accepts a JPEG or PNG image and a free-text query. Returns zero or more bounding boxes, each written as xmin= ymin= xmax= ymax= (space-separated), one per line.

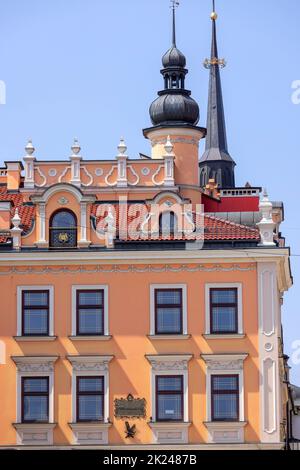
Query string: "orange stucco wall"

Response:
xmin=0 ymin=263 xmax=260 ymax=445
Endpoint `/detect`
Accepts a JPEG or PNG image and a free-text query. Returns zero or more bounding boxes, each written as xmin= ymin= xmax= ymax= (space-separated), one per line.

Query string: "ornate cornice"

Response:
xmin=12 ymin=355 xmax=58 ymax=372
xmin=66 ymin=355 xmax=114 ymax=372
xmin=0 ymin=263 xmax=256 ymax=276
xmin=201 ymin=354 xmax=248 ymax=371
xmin=146 ymin=354 xmax=193 ymax=371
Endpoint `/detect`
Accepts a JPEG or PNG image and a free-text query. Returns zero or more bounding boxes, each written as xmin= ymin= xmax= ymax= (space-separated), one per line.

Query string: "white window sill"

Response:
xmin=203 ymin=334 xmax=245 ymax=340
xmin=148 ymin=422 xmax=191 ymax=444
xmin=14 ymin=336 xmax=57 ymax=342
xmin=148 ymin=334 xmax=191 ymax=340
xmin=69 ymin=422 xmax=111 ymax=445
xmin=13 ymin=422 xmax=56 ymax=445
xmin=68 ymin=335 xmax=112 ymax=341
xmin=204 ymin=421 xmax=247 ymax=444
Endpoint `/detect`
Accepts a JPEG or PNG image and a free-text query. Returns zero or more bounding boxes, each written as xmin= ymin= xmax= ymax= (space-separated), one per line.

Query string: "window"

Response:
xmin=76 ymin=290 xmax=104 ymax=336
xmin=211 ymin=375 xmax=239 ymax=422
xmin=21 ymin=377 xmax=49 ymax=423
xmin=76 ymin=376 xmax=104 ymax=422
xmin=155 ymin=289 xmax=183 ymax=335
xmin=156 ymin=376 xmax=183 ymax=422
xmin=22 ymin=290 xmax=49 ymax=336
xmin=49 ymin=209 xmax=77 ymax=248
xmin=210 ymin=288 xmax=238 ymax=334
xmin=159 ymin=212 xmax=177 ymax=236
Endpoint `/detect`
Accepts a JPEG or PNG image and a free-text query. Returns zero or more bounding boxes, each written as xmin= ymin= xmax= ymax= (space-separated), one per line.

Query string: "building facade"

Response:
xmin=0 ymin=5 xmax=293 ymax=449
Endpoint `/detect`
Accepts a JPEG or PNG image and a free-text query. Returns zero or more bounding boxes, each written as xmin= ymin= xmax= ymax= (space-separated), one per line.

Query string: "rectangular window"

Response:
xmin=155 ymin=289 xmax=183 ymax=335
xmin=210 ymin=288 xmax=238 ymax=334
xmin=76 ymin=376 xmax=104 ymax=422
xmin=211 ymin=375 xmax=239 ymax=421
xmin=76 ymin=290 xmax=104 ymax=336
xmin=156 ymin=375 xmax=183 ymax=422
xmin=21 ymin=377 xmax=49 ymax=423
xmin=22 ymin=290 xmax=49 ymax=336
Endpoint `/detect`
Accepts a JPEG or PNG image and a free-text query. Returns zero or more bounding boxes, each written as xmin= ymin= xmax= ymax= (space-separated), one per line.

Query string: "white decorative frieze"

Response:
xmin=146 ymin=354 xmax=192 ymax=371
xmin=67 ymin=355 xmax=114 ymax=372
xmin=12 ymin=356 xmax=58 ymax=372
xmin=201 ymin=354 xmax=248 ymax=371
xmin=149 ymin=422 xmax=190 ymax=445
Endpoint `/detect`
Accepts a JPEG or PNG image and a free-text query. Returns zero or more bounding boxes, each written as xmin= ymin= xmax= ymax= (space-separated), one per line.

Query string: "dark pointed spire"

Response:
xmin=199 ymin=2 xmax=236 ymax=189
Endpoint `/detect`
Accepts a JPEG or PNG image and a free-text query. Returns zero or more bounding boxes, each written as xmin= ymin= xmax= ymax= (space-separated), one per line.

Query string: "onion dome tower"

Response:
xmin=143 ymin=1 xmax=206 ymax=187
xmin=199 ymin=1 xmax=236 ymax=188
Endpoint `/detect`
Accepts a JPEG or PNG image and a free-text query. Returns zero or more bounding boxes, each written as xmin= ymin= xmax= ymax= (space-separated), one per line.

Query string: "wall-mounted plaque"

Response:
xmin=114 ymin=394 xmax=146 ymax=419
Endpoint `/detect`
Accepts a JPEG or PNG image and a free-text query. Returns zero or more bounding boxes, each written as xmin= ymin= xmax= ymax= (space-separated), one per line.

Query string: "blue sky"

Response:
xmin=0 ymin=0 xmax=299 ymax=383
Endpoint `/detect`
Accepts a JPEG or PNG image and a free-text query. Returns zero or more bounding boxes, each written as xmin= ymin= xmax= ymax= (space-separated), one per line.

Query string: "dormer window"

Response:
xmin=159 ymin=212 xmax=177 ymax=237
xmin=49 ymin=209 xmax=77 ymax=248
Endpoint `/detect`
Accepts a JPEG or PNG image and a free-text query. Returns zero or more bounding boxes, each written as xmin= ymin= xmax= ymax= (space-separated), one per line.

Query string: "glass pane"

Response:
xmin=211 ymin=289 xmax=237 ymax=304
xmin=159 ymin=212 xmax=177 ymax=234
xmin=78 ymin=396 xmax=103 ymax=421
xmin=78 ymin=291 xmax=103 ymax=306
xmin=212 ymin=376 xmax=238 ymax=391
xmin=157 ymin=376 xmax=182 ymax=392
xmin=213 ymin=394 xmax=238 ymax=420
xmin=23 ymin=309 xmax=48 ymax=335
xmin=23 ymin=291 xmax=48 ymax=307
xmin=156 ymin=290 xmax=181 ymax=305
xmin=23 ymin=396 xmax=48 ymax=422
xmin=157 ymin=395 xmax=182 ymax=420
xmin=78 ymin=378 xmax=103 ymax=393
xmin=51 ymin=211 xmax=76 ymax=228
xmin=212 ymin=306 xmax=236 ymax=332
xmin=78 ymin=309 xmax=103 ymax=334
xmin=23 ymin=378 xmax=48 ymax=393
xmin=156 ymin=307 xmax=181 ymax=333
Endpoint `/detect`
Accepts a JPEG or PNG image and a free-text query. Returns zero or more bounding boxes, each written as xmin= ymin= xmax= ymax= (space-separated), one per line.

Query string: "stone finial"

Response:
xmin=204 ymin=178 xmax=220 ymax=199
xmin=11 ymin=207 xmax=22 ymax=250
xmin=25 ymin=139 xmax=35 ymax=156
xmin=164 ymin=136 xmax=174 ymax=157
xmin=12 ymin=208 xmax=21 ymax=228
xmin=257 ymin=188 xmax=276 ymax=246
xmin=117 ymin=137 xmax=127 ymax=157
xmin=71 ymin=138 xmax=81 ymax=156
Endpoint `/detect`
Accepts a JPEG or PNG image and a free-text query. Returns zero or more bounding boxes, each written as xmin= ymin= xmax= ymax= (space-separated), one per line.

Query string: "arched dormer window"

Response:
xmin=49 ymin=209 xmax=77 ymax=248
xmin=159 ymin=211 xmax=177 ymax=237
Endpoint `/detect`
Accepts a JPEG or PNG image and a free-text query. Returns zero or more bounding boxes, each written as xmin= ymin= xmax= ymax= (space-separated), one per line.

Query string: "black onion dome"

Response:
xmin=162 ymin=46 xmax=186 ymax=68
xmin=150 ymin=92 xmax=199 ymax=126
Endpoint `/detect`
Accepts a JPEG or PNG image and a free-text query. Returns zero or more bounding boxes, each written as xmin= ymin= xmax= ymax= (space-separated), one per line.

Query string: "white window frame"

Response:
xmin=17 ymin=285 xmax=54 ymax=337
xmin=150 ymin=284 xmax=187 ymax=336
xmin=71 ymin=285 xmax=109 ymax=337
xmin=201 ymin=354 xmax=247 ymax=423
xmin=146 ymin=354 xmax=192 ymax=423
xmin=67 ymin=356 xmax=113 ymax=423
xmin=12 ymin=356 xmax=58 ymax=424
xmin=205 ymin=283 xmax=243 ymax=335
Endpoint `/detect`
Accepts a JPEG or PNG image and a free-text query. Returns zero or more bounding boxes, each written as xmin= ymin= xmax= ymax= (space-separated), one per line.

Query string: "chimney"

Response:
xmin=5 ymin=162 xmax=23 ymax=191
xmin=0 ymin=201 xmax=11 ymax=231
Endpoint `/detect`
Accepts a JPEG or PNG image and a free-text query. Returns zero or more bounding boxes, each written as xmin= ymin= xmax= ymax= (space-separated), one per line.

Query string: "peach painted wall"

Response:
xmin=0 ymin=262 xmax=259 ymax=445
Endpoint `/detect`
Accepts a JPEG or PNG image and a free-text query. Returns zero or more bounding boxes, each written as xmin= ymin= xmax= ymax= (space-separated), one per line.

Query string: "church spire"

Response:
xmin=199 ymin=1 xmax=236 ymax=189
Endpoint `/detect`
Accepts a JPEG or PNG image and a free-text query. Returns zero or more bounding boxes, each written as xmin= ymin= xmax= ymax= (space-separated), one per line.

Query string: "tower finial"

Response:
xmin=170 ymin=0 xmax=179 ymax=47
xmin=211 ymin=0 xmax=218 ymax=20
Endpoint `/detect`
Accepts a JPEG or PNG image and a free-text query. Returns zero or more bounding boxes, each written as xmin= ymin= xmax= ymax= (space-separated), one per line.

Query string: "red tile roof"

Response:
xmin=91 ymin=204 xmax=260 ymax=242
xmin=0 ymin=188 xmax=35 ymax=243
